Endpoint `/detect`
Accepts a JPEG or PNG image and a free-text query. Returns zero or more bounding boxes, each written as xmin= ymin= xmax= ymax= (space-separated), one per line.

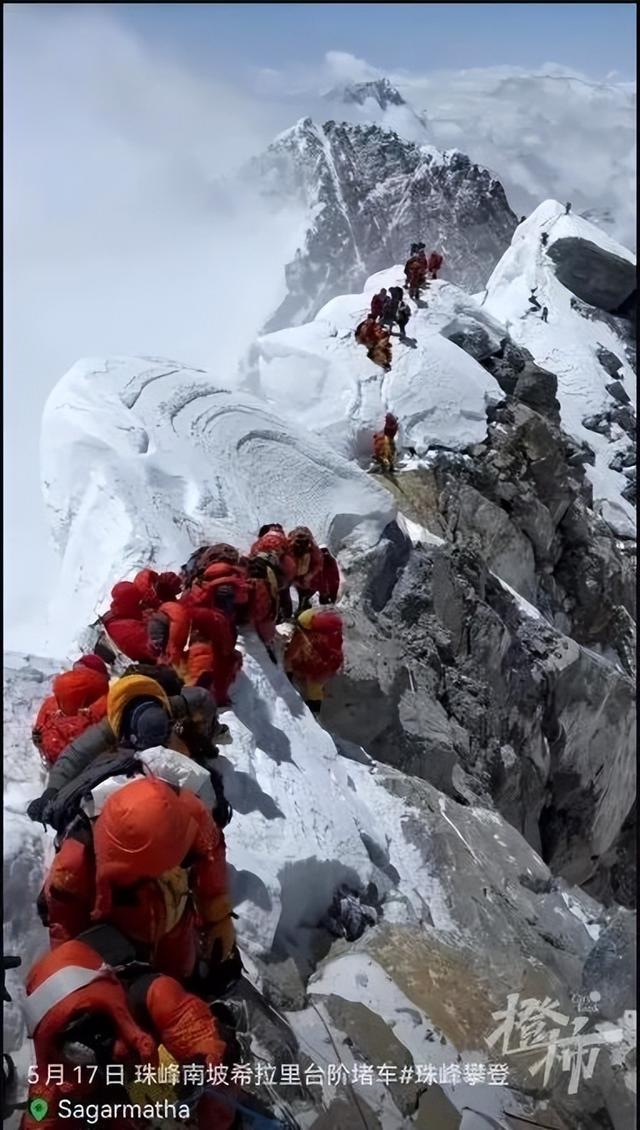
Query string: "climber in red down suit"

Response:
xmin=32 ymin=655 xmax=110 ymax=765
xmin=284 ymin=608 xmax=344 ymax=715
xmin=101 ymin=570 xmax=182 ymax=663
xmin=40 ymin=776 xmax=236 ymax=984
xmin=21 ymin=928 xmax=236 ymax=1130
xmin=286 ymin=527 xmax=340 ymax=612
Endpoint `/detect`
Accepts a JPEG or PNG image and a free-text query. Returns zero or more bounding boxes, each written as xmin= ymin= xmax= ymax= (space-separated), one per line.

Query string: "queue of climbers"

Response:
xmin=354 ymin=242 xmax=443 ymax=371
xmin=17 ymin=525 xmax=344 ymax=1128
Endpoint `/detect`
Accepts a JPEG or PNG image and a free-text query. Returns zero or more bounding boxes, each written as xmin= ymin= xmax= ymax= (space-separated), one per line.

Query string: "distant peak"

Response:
xmin=330 ymin=77 xmax=406 ymax=111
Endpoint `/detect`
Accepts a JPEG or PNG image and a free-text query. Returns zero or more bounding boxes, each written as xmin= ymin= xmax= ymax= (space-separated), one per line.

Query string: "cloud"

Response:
xmin=324 ymin=50 xmax=380 ymax=84
xmin=3 ymin=3 xmax=301 ymax=647
xmin=4 ymin=8 xmax=635 ymax=649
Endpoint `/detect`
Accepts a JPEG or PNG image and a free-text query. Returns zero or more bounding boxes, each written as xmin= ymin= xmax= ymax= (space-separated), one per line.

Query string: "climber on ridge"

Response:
xmin=245 ymin=549 xmax=283 ymax=658
xmin=100 ymin=569 xmax=182 ymax=664
xmin=396 ymin=296 xmax=412 ymax=340
xmin=372 ymin=412 xmax=399 ymax=474
xmin=318 ymin=546 xmax=340 ymax=605
xmin=427 ymin=250 xmax=443 ymax=279
xmin=380 ymin=287 xmax=402 ymax=333
xmin=404 ymin=248 xmax=428 ymax=301
xmin=250 ymin=524 xmax=296 ymax=620
xmin=39 ymin=774 xmax=237 ymax=987
xmin=153 ymin=573 xmax=245 ymax=707
xmin=370 ymin=287 xmax=387 ymax=321
xmin=32 ymin=655 xmax=110 ymax=766
xmin=541 ymin=306 xmax=549 ymax=323
xmin=355 ymin=314 xmax=392 ymax=371
xmin=284 ymin=608 xmax=344 ymax=715
xmin=22 ymin=927 xmax=237 ymax=1130
xmin=26 ymin=674 xmax=224 ymax=825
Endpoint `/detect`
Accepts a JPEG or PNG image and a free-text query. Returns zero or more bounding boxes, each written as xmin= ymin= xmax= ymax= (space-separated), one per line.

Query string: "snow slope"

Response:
xmin=482 ymin=200 xmax=636 ymax=536
xmin=6 ymin=631 xmax=624 ymax=1128
xmin=243 ymin=212 xmax=635 ymax=539
xmin=40 ymin=357 xmax=395 ymax=656
xmin=241 ymin=268 xmax=504 ymax=464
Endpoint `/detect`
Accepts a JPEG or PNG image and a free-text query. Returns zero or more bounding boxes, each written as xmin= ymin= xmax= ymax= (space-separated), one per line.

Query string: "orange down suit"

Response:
xmin=101 ymin=571 xmax=182 ymax=663
xmin=21 ymin=939 xmax=235 ymax=1130
xmin=284 ymin=609 xmax=344 ymax=702
xmin=32 ymin=667 xmax=109 ymax=765
xmin=42 ymin=777 xmax=234 ymax=981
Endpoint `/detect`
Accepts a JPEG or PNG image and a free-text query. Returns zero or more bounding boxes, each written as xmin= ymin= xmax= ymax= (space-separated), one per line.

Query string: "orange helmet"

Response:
xmin=92 ymin=778 xmax=196 ymax=919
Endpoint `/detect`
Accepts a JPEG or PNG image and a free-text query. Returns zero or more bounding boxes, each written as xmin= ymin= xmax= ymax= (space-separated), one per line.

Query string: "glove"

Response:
xmin=201 ymin=894 xmax=236 ymax=965
xmin=27 ymin=788 xmax=57 ymax=826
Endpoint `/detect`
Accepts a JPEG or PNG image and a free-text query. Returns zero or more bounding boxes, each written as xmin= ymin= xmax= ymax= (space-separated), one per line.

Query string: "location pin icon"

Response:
xmin=29 ymin=1098 xmax=49 ymax=1122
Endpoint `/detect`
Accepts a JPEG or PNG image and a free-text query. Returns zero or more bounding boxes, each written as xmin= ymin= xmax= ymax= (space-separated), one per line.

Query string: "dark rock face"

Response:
xmin=597 ymin=344 xmax=624 ymax=377
xmin=547 ymin=237 xmax=636 ymax=312
xmin=451 ymin=327 xmax=562 ymax=422
xmin=338 ymin=78 xmax=406 ymax=110
xmin=323 ymin=393 xmax=636 ymax=895
xmin=581 ymin=909 xmax=637 ymax=1020
xmin=247 ymin=119 xmax=518 ymax=330
xmin=324 ymin=527 xmax=635 ymax=892
xmin=583 ymin=401 xmax=636 ymax=444
xmin=445 ymin=321 xmax=501 ymax=362
xmin=606 ymin=379 xmax=631 ymax=405
xmin=609 ymin=446 xmax=636 ymax=472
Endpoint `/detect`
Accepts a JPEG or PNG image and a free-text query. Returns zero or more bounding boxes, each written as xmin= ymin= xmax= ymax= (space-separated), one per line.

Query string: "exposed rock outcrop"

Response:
xmin=547 ymin=236 xmax=636 ymax=312
xmin=245 ymin=119 xmax=517 ymax=329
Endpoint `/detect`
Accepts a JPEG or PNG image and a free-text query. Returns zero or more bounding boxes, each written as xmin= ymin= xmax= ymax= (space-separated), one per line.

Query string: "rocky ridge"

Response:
xmin=245 ymin=118 xmax=517 ymax=330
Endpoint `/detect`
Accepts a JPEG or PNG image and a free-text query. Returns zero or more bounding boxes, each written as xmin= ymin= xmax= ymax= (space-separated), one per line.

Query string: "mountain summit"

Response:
xmin=328 ymin=77 xmax=408 ymax=110
xmin=247 ymin=118 xmax=517 ymax=330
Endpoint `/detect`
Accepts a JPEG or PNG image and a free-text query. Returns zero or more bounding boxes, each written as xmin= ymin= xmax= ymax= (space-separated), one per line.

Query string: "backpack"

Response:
xmin=47 ymin=751 xmax=143 ymax=836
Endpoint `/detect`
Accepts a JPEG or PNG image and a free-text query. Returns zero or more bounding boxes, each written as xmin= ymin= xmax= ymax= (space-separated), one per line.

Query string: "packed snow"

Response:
xmin=240 ymin=268 xmax=503 ymax=464
xmin=6 ymin=635 xmax=609 ymax=1127
xmin=482 ymin=200 xmax=636 ymax=536
xmin=40 ymin=357 xmax=396 ymax=657
xmin=241 ymin=212 xmax=635 ymax=540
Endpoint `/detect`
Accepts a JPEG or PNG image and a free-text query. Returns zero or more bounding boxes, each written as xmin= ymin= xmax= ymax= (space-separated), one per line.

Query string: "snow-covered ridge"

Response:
xmin=241 ymin=268 xmax=503 ymax=462
xmin=41 ymin=356 xmax=395 ymax=656
xmin=242 ymin=203 xmax=635 ymax=537
xmin=483 ymin=200 xmax=636 ymax=536
xmin=245 ymin=116 xmax=517 ymax=329
xmin=321 ymin=68 xmax=636 ymax=250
